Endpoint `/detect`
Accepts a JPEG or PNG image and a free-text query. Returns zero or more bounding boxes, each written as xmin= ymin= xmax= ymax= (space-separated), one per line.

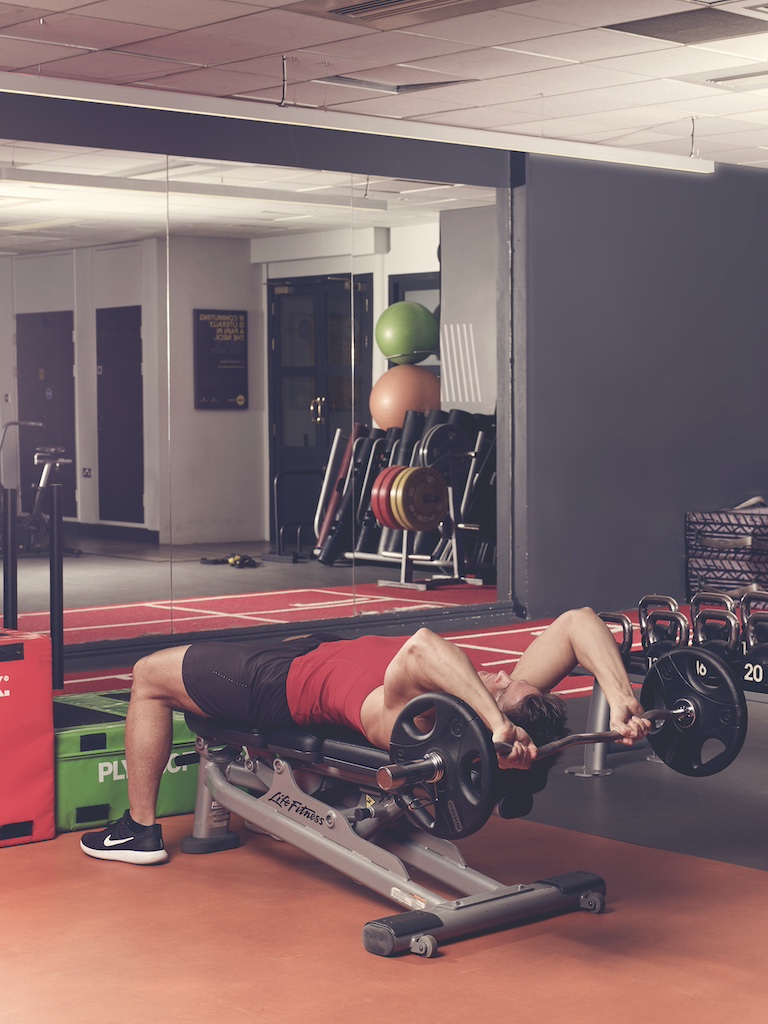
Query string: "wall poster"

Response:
xmin=193 ymin=309 xmax=248 ymax=410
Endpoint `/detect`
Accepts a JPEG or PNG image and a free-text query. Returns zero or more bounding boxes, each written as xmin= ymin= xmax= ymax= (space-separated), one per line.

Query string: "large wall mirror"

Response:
xmin=0 ymin=102 xmax=510 ymax=662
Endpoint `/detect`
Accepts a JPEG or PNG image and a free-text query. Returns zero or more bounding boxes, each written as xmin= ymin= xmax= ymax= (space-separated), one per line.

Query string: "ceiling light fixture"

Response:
xmin=0 ymin=72 xmax=716 ymax=176
xmin=312 ymin=74 xmax=467 ymax=93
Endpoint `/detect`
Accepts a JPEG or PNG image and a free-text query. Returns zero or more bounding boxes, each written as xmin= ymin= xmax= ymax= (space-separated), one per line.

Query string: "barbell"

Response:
xmin=377 ymin=644 xmax=748 ymax=840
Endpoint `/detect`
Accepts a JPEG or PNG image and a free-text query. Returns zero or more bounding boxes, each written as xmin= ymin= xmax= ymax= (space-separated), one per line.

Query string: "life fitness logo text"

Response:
xmin=269 ymin=791 xmax=326 ymax=826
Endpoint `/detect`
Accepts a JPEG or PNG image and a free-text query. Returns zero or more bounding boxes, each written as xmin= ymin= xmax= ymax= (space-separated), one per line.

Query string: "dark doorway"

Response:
xmin=267 ymin=273 xmax=373 ymax=542
xmin=388 ymin=270 xmax=440 ymax=310
xmin=15 ymin=310 xmax=77 ymax=517
xmin=96 ymin=306 xmax=144 ymax=524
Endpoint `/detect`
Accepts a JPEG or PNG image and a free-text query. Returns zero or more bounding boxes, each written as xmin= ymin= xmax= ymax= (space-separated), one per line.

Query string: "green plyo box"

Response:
xmin=53 ymin=691 xmax=199 ymax=832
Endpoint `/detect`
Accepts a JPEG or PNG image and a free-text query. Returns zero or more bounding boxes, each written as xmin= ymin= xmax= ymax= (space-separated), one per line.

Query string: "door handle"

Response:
xmin=309 ymin=396 xmax=326 ymax=424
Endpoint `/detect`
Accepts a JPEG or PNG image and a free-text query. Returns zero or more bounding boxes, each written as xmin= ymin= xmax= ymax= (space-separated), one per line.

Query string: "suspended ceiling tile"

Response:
xmin=113 ymin=29 xmax=290 ymax=64
xmin=0 ymin=6 xmax=48 ymax=30
xmin=1 ymin=13 xmax=174 ymax=47
xmin=505 ymin=27 xmax=682 ymax=61
xmin=238 ymin=80 xmax=389 ymax=105
xmin=415 ymin=105 xmax=544 ymax=127
xmin=489 ymin=90 xmax=637 ymax=119
xmin=503 ymin=114 xmax=620 ymax=137
xmin=199 ymin=9 xmax=374 ymax=47
xmin=594 ymin=45 xmax=760 ymax=76
xmin=402 ymin=47 xmax=568 ymax=78
xmin=485 ymin=61 xmax=652 ymax=95
xmin=222 ymin=50 xmax=366 ymax=81
xmin=685 ymin=114 xmax=768 ymax=135
xmin=729 ymin=107 xmax=768 ymax=124
xmin=408 ymin=76 xmax=548 ymax=105
xmin=588 ymin=75 xmax=728 ymax=105
xmin=0 ymin=140 xmax=79 ymax=164
xmin=297 ymin=30 xmax=477 ymax=62
xmin=33 ymin=150 xmax=171 ymax=173
xmin=691 ymin=34 xmax=768 ymax=60
xmin=0 ymin=35 xmax=88 ymax=65
xmin=611 ymin=132 xmax=704 ymax=153
xmin=656 ymin=90 xmax=768 ymax=114
xmin=507 ymin=0 xmax=692 ymax=30
xmin=401 ymin=9 xmax=582 ymax=46
xmin=136 ymin=66 xmax=279 ymax=95
xmin=62 ymin=0 xmax=256 ymax=31
xmin=583 ymin=104 xmax=697 ymax=130
xmin=324 ymin=90 xmax=474 ymax=116
xmin=24 ymin=50 xmax=200 ymax=81
xmin=0 ymin=0 xmax=61 ymax=11
xmin=621 ymin=135 xmax=762 ymax=162
xmin=347 ymin=63 xmax=469 ymax=85
xmin=698 ymin=124 xmax=768 ymax=144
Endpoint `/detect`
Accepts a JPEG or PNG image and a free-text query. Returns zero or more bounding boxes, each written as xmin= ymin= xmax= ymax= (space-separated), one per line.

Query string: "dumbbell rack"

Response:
xmin=567 ymin=591 xmax=768 ymax=779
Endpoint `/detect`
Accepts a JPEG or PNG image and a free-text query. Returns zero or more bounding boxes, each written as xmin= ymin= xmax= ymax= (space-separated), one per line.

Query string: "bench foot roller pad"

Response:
xmin=180 ymin=831 xmax=240 ymax=854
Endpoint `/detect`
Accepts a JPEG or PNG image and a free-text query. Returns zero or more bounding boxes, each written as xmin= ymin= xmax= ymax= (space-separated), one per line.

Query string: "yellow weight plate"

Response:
xmin=390 ymin=467 xmax=419 ymax=530
xmin=391 ymin=466 xmax=448 ymax=532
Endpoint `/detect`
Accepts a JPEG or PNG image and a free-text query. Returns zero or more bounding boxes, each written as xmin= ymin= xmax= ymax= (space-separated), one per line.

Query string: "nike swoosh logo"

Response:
xmin=103 ymin=835 xmax=135 ymax=847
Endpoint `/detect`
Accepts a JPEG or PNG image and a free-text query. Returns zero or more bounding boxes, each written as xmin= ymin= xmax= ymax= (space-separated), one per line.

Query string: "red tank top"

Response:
xmin=285 ymin=635 xmax=410 ymax=734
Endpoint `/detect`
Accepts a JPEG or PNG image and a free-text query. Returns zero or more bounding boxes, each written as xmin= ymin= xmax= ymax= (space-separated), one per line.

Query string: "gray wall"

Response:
xmin=517 ymin=154 xmax=768 ymax=618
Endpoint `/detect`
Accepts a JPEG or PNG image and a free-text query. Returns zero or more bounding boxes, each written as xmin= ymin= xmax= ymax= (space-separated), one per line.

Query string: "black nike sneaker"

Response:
xmin=80 ymin=810 xmax=168 ymax=865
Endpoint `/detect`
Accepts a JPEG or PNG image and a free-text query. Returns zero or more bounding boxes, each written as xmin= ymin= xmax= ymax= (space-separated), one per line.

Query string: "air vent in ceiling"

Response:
xmin=607 ymin=7 xmax=768 ymax=43
xmin=286 ymin=0 xmax=530 ymax=30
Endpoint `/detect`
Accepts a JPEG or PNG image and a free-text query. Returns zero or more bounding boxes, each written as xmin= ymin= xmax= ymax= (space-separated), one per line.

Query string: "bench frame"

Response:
xmin=181 ymin=713 xmax=607 ymax=957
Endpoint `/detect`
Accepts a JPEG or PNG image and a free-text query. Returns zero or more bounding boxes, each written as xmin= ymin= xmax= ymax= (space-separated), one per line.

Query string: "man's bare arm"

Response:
xmin=510 ymin=607 xmax=650 ymax=743
xmin=380 ymin=628 xmax=535 ymax=767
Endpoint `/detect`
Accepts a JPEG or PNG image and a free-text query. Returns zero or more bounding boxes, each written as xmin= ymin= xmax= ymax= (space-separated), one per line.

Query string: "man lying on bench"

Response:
xmin=80 ymin=607 xmax=651 ymax=864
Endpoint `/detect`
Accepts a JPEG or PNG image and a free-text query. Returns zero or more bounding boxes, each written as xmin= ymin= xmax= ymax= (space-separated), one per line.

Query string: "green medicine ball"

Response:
xmin=374 ymin=301 xmax=439 ymax=365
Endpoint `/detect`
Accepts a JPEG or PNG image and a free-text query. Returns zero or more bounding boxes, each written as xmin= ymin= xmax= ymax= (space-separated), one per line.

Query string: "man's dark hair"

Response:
xmin=495 ymin=692 xmax=570 ymax=815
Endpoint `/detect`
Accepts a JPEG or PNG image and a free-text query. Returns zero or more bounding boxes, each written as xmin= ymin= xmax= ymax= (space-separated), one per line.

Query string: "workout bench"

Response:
xmin=181 ymin=639 xmax=748 ymax=956
xmin=181 ymin=692 xmax=607 ymax=958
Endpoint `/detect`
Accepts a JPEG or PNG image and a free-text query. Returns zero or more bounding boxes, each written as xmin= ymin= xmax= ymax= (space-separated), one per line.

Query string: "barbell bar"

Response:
xmin=378 ymin=707 xmax=693 ymax=798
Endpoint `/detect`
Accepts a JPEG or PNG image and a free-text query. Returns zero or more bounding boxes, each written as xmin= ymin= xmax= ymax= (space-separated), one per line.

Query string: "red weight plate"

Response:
xmin=371 ymin=465 xmax=407 ymax=530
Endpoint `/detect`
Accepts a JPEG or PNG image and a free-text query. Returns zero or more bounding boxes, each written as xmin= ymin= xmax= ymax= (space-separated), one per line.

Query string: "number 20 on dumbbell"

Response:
xmin=741 ymin=610 xmax=768 ymax=693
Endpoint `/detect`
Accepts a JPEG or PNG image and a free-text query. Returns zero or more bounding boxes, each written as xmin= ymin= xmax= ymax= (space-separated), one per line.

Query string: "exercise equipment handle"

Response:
xmin=494 ymin=708 xmax=679 ymax=761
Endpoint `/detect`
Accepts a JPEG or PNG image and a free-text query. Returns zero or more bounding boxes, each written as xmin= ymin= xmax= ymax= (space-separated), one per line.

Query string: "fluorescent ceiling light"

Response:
xmin=0 ymin=72 xmax=715 ymax=176
xmin=707 ymin=65 xmax=768 ymax=87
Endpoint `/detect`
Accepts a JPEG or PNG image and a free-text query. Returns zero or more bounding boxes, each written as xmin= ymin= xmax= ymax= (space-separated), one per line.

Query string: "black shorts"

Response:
xmin=181 ymin=633 xmax=341 ymax=730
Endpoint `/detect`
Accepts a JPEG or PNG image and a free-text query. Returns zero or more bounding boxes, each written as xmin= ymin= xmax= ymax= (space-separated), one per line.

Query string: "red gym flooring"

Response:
xmin=18 ymin=583 xmax=499 ymax=645
xmin=4 ymin=607 xmax=768 ymax=1021
xmin=5 ymin=814 xmax=767 ymax=1023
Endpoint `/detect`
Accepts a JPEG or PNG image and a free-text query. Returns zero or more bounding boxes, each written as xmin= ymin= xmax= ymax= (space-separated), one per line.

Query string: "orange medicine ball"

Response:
xmin=368 ymin=364 xmax=441 ymax=430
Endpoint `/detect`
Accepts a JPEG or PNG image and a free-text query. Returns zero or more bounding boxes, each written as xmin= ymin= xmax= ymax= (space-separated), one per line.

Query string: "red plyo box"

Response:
xmin=0 ymin=630 xmax=55 ymax=847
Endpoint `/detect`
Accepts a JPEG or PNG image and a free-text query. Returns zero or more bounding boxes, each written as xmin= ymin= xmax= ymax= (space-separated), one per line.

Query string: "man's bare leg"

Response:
xmin=126 ymin=645 xmax=207 ymax=825
xmin=80 ymin=644 xmax=209 ymax=863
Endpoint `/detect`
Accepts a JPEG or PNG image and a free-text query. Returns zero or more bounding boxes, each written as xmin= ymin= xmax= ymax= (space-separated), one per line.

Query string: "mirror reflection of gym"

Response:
xmin=0 ymin=139 xmax=500 ymax=647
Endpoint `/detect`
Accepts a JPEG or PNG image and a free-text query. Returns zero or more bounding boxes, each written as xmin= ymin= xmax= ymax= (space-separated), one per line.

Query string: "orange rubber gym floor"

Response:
xmin=4 ymin=812 xmax=767 ymax=1024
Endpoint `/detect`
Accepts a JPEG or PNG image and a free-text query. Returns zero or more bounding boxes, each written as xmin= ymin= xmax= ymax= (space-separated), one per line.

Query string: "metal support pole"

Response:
xmin=564 ymin=681 xmax=614 ymax=778
xmin=49 ymin=483 xmax=64 ymax=690
xmin=2 ymin=487 xmax=18 ymax=629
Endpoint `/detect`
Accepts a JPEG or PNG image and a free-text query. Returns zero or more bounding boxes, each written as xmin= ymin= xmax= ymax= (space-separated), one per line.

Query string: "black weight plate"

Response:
xmin=416 ymin=423 xmax=470 ymax=468
xmin=389 ymin=693 xmax=496 ymax=839
xmin=640 ymin=646 xmax=747 ymax=777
